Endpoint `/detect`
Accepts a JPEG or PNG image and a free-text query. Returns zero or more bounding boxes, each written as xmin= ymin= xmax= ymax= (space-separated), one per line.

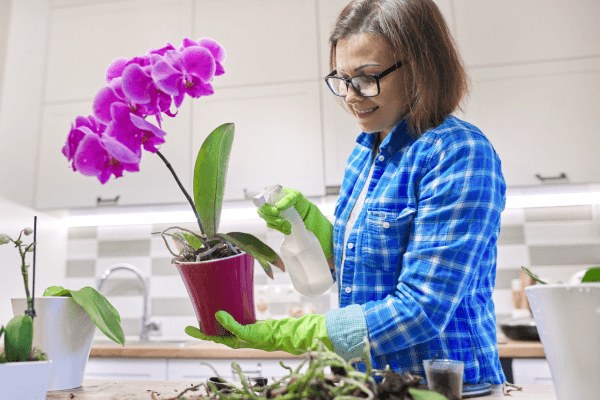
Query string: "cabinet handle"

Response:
xmin=97 ymin=195 xmax=120 ymax=206
xmin=535 ymin=173 xmax=568 ymax=183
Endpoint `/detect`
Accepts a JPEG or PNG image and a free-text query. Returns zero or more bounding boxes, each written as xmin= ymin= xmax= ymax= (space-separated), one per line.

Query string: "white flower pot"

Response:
xmin=0 ymin=360 xmax=52 ymax=400
xmin=12 ymin=297 xmax=96 ymax=391
xmin=525 ymin=284 xmax=600 ymax=400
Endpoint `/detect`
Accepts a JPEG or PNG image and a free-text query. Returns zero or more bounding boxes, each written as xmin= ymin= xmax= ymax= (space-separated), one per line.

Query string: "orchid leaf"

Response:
xmin=44 ymin=286 xmax=125 ymax=346
xmin=408 ymin=388 xmax=449 ymax=400
xmin=4 ymin=315 xmax=33 ymax=362
xmin=521 ymin=266 xmax=547 ymax=284
xmin=193 ymin=123 xmax=234 ymax=239
xmin=217 ymin=232 xmax=284 ymax=279
xmin=581 ymin=267 xmax=600 ymax=283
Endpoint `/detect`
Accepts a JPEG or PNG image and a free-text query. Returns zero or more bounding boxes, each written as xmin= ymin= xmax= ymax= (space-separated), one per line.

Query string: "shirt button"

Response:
xmin=383 ymin=222 xmax=390 ymax=229
xmin=345 ymin=287 xmax=352 ymax=293
xmin=347 ymin=243 xmax=354 ymax=249
xmin=378 ymin=155 xmax=385 ymax=161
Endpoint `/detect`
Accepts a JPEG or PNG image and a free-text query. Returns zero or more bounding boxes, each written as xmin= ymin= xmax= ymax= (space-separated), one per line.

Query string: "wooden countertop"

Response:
xmin=46 ymin=381 xmax=556 ymax=399
xmin=89 ymin=338 xmax=545 ymax=359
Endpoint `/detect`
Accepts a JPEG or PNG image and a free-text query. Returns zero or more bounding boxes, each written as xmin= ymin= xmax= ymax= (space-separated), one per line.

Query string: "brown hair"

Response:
xmin=329 ymin=0 xmax=470 ymax=137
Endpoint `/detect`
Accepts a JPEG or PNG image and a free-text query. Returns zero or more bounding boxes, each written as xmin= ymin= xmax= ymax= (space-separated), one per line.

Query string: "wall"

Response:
xmin=64 ymin=203 xmax=600 ymax=341
xmin=0 ymin=196 xmax=68 ymax=325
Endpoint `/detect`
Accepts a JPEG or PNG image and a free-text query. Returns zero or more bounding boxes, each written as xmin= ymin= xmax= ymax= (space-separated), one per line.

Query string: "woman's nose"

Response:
xmin=344 ymin=84 xmax=363 ymax=105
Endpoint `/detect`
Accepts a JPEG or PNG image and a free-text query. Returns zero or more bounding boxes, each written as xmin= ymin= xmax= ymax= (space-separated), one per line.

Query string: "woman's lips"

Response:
xmin=356 ymin=107 xmax=378 ymax=118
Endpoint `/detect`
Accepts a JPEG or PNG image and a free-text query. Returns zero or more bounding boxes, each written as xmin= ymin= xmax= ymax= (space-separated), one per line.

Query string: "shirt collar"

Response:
xmin=355 ymin=117 xmax=411 ymax=156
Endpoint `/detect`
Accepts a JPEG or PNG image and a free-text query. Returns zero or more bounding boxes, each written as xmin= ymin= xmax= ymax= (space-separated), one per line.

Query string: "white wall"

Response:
xmin=0 ymin=0 xmax=49 ymax=207
xmin=0 ymin=196 xmax=67 ymax=325
xmin=0 ymin=0 xmax=11 ymax=106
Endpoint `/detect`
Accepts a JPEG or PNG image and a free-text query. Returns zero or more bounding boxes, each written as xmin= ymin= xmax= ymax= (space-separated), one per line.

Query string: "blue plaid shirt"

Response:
xmin=324 ymin=115 xmax=506 ymax=384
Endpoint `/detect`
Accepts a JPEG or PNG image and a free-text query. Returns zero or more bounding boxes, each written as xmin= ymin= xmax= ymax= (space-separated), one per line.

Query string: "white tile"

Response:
xmin=96 ymin=257 xmax=152 ymax=278
xmin=97 ymin=224 xmax=153 ymax=240
xmin=149 ymin=316 xmax=199 ymax=340
xmin=500 ymin=208 xmax=525 ymax=225
xmin=492 ymin=289 xmax=513 ymax=315
xmin=151 ymin=236 xmax=175 ymax=257
xmin=104 ymin=296 xmax=144 ymax=319
xmin=149 ymin=276 xmax=188 ymax=298
xmin=524 ymin=221 xmax=600 ymax=245
xmin=64 ymin=277 xmax=98 ymax=291
xmin=496 ymin=245 xmax=529 ymax=269
xmin=67 ymin=239 xmax=97 ymax=259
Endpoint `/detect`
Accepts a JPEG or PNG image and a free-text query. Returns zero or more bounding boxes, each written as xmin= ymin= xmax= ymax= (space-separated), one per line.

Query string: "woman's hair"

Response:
xmin=329 ymin=0 xmax=470 ymax=137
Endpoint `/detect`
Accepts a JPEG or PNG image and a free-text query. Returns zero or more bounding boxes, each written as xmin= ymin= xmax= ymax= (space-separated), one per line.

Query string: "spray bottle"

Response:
xmin=252 ymin=184 xmax=333 ymax=297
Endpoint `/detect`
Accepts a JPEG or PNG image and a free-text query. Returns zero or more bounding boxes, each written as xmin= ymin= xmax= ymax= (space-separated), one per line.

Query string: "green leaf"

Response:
xmin=181 ymin=231 xmax=204 ymax=251
xmin=408 ymin=387 xmax=450 ymax=400
xmin=4 ymin=315 xmax=33 ymax=362
xmin=582 ymin=267 xmax=600 ymax=283
xmin=521 ymin=266 xmax=547 ymax=284
xmin=43 ymin=286 xmax=71 ymax=297
xmin=45 ymin=286 xmax=124 ymax=346
xmin=217 ymin=232 xmax=278 ymax=279
xmin=193 ymin=123 xmax=235 ymax=239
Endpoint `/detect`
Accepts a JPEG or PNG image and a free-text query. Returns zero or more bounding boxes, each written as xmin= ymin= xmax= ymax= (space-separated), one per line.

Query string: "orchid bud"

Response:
xmin=0 ymin=234 xmax=11 ymax=245
xmin=23 ymin=227 xmax=33 ymax=236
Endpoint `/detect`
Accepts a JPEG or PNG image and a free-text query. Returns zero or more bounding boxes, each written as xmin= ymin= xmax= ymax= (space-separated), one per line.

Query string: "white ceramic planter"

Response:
xmin=12 ymin=297 xmax=96 ymax=391
xmin=0 ymin=360 xmax=52 ymax=400
xmin=525 ymin=284 xmax=600 ymax=400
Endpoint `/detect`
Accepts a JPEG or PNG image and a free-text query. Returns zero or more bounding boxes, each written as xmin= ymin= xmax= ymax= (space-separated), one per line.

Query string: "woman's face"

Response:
xmin=335 ymin=33 xmax=408 ymax=139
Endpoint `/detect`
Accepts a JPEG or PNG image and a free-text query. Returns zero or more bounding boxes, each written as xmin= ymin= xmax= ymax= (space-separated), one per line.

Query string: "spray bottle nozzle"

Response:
xmin=252 ymin=184 xmax=283 ymax=208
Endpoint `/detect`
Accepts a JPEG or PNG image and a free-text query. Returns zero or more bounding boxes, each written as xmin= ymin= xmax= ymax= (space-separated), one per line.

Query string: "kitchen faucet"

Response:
xmin=97 ymin=263 xmax=160 ymax=342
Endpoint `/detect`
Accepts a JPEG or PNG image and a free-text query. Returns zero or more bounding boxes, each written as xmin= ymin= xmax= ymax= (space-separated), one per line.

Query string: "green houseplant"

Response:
xmin=62 ymin=37 xmax=283 ymax=336
xmin=2 ymin=225 xmax=124 ymax=391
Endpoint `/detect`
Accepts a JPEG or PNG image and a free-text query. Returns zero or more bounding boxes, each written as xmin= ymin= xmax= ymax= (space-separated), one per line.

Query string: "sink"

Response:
xmin=92 ymin=339 xmax=198 ymax=347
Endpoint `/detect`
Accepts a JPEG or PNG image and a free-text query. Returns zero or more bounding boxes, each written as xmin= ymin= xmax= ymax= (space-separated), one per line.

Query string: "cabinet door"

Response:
xmin=512 ymin=358 xmax=553 ymax=385
xmin=168 ymin=359 xmax=234 ymax=381
xmin=464 ymin=58 xmax=600 ymax=187
xmin=192 ymin=82 xmax=325 ymax=201
xmin=44 ymin=0 xmax=193 ymax=103
xmin=35 ymin=101 xmax=192 ymax=209
xmin=85 ymin=358 xmax=167 ymax=381
xmin=194 ymin=0 xmax=319 ymax=88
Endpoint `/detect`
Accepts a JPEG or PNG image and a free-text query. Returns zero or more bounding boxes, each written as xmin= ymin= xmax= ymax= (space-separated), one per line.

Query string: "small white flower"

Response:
xmin=0 ymin=234 xmax=11 ymax=245
xmin=23 ymin=227 xmax=33 ymax=236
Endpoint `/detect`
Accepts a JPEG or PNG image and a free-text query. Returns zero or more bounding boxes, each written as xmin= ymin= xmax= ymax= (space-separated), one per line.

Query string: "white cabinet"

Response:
xmin=192 ymin=81 xmax=326 ymax=200
xmin=85 ymin=358 xmax=168 ymax=381
xmin=44 ymin=0 xmax=193 ymax=103
xmin=512 ymin=358 xmax=553 ymax=385
xmin=35 ymin=101 xmax=193 ymax=209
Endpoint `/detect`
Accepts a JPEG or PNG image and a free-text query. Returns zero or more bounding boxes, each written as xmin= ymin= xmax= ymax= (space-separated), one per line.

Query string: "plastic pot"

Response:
xmin=12 ymin=296 xmax=96 ymax=391
xmin=0 ymin=360 xmax=52 ymax=400
xmin=175 ymin=252 xmax=256 ymax=336
xmin=525 ymin=284 xmax=600 ymax=400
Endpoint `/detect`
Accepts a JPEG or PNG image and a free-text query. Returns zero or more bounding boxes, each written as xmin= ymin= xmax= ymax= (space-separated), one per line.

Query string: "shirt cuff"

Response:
xmin=325 ymin=304 xmax=368 ymax=361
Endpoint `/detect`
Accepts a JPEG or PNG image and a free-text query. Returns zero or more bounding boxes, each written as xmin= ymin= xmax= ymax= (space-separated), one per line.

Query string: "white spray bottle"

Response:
xmin=253 ymin=184 xmax=333 ymax=297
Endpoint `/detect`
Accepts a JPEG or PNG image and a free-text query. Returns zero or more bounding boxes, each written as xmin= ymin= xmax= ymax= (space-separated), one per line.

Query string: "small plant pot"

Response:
xmin=0 ymin=360 xmax=52 ymax=400
xmin=12 ymin=297 xmax=96 ymax=391
xmin=175 ymin=252 xmax=256 ymax=336
xmin=525 ymin=284 xmax=600 ymax=400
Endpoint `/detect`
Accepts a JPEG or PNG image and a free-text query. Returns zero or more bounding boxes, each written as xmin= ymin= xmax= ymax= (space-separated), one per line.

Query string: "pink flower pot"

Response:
xmin=175 ymin=252 xmax=256 ymax=336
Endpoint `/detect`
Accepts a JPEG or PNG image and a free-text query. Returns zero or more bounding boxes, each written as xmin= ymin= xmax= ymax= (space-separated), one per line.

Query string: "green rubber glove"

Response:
xmin=257 ymin=188 xmax=334 ymax=259
xmin=185 ymin=311 xmax=334 ymax=355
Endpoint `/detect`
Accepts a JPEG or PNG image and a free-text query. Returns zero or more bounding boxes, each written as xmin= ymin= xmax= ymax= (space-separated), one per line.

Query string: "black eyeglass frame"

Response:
xmin=324 ymin=61 xmax=403 ymax=98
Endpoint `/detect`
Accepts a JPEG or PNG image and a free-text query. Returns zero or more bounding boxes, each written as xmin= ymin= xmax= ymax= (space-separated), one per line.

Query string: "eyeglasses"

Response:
xmin=323 ymin=61 xmax=403 ymax=98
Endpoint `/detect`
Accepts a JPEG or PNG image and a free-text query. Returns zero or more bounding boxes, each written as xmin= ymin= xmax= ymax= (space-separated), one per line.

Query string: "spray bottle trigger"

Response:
xmin=252 ymin=184 xmax=283 ymax=208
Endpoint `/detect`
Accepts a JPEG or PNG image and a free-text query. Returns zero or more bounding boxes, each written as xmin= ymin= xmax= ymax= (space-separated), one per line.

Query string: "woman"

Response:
xmin=195 ymin=0 xmax=506 ymax=385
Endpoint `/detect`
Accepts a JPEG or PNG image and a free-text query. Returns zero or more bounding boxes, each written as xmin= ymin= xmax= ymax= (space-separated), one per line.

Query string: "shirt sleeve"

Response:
xmin=361 ymin=130 xmax=506 ymax=357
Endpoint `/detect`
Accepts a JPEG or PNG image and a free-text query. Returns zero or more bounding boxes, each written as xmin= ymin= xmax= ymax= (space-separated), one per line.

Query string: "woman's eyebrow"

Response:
xmin=336 ymin=63 xmax=382 ymax=73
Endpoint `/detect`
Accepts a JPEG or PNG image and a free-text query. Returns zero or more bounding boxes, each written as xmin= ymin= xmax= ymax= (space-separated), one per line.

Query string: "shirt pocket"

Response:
xmin=363 ymin=207 xmax=415 ymax=271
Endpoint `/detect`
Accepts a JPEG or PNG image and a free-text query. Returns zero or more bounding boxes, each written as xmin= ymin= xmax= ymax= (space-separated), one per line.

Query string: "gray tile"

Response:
xmin=120 ymin=318 xmax=142 ymax=338
xmin=151 ymin=297 xmax=195 ymax=316
xmin=525 ymin=205 xmax=592 ymax=222
xmin=68 ymin=226 xmax=97 ymax=239
xmin=98 ymin=240 xmax=150 ymax=257
xmin=100 ymin=278 xmax=145 ymax=296
xmin=494 ymin=268 xmax=521 ymax=290
xmin=152 ymin=257 xmax=179 ymax=276
xmin=497 ymin=225 xmax=525 ymax=245
xmin=529 ymin=244 xmax=600 ymax=266
xmin=152 ymin=223 xmax=199 ymax=235
xmin=66 ymin=259 xmax=96 ymax=277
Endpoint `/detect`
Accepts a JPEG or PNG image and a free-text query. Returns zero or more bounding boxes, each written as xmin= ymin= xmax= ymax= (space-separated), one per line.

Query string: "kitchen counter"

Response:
xmin=89 ymin=338 xmax=545 ymax=359
xmin=46 ymin=381 xmax=556 ymax=399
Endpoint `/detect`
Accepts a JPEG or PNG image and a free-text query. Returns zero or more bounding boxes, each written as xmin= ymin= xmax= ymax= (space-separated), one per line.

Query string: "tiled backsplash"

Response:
xmin=66 ymin=204 xmax=600 ymax=341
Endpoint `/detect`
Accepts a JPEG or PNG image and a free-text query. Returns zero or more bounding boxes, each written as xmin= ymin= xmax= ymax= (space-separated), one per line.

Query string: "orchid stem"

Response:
xmin=155 ymin=150 xmax=206 ymax=238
